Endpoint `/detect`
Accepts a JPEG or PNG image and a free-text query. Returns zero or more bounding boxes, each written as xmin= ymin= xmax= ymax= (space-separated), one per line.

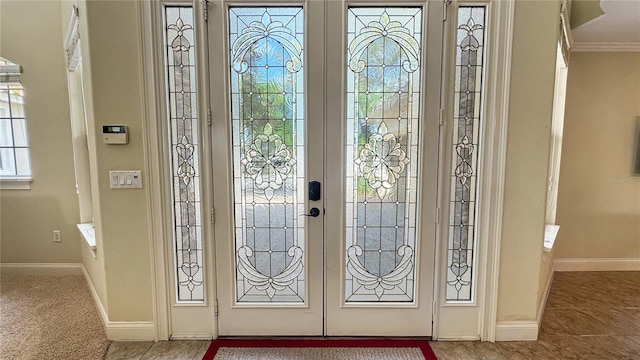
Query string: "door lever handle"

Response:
xmin=299 ymin=207 xmax=320 ymax=217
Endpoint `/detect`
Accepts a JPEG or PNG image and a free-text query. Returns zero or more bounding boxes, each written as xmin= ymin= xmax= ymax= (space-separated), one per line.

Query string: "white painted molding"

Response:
xmin=435 ymin=335 xmax=482 ymax=342
xmin=554 ymin=258 xmax=640 ymax=272
xmin=0 ymin=178 xmax=32 ymax=190
xmin=77 ymin=223 xmax=97 ymax=251
xmin=0 ymin=263 xmax=82 ymax=275
xmin=138 ymin=0 xmax=170 ymax=342
xmin=571 ymin=42 xmax=640 ymax=53
xmin=495 ymin=321 xmax=539 ymax=341
xmin=537 ymin=267 xmax=554 ymax=329
xmin=80 ymin=265 xmax=108 ymax=329
xmin=480 ymin=0 xmax=515 ymax=342
xmin=169 ymin=333 xmax=214 ymax=341
xmin=104 ymin=322 xmax=157 ymax=341
xmin=80 ymin=266 xmax=156 ymax=341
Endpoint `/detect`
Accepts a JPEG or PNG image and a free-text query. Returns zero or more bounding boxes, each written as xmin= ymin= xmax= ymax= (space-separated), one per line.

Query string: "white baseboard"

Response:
xmin=571 ymin=42 xmax=640 ymax=53
xmin=80 ymin=266 xmax=156 ymax=341
xmin=434 ymin=335 xmax=482 ymax=341
xmin=537 ymin=267 xmax=554 ymax=329
xmin=494 ymin=267 xmax=553 ymax=342
xmin=0 ymin=263 xmax=83 ymax=275
xmin=105 ymin=321 xmax=157 ymax=341
xmin=554 ymin=258 xmax=640 ymax=272
xmin=495 ymin=321 xmax=538 ymax=341
xmin=170 ymin=333 xmax=214 ymax=341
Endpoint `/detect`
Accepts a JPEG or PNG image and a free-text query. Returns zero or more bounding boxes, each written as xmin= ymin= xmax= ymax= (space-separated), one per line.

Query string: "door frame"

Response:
xmin=139 ymin=0 xmax=515 ymax=341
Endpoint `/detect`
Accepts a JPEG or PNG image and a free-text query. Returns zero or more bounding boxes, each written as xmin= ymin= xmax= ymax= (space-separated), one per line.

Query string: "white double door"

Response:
xmin=209 ymin=0 xmax=443 ymax=337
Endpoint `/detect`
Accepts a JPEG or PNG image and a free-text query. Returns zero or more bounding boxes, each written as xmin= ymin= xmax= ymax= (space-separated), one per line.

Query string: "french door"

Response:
xmin=209 ymin=0 xmax=442 ymax=337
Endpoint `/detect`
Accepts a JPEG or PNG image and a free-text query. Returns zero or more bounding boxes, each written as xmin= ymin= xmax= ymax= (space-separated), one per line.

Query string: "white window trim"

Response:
xmin=0 ymin=177 xmax=32 ymax=190
xmin=77 ymin=223 xmax=97 ymax=258
xmin=1 ymin=60 xmax=31 ymax=185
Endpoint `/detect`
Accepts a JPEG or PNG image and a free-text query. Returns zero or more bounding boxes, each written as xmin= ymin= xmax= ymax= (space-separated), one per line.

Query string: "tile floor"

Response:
xmin=105 ymin=271 xmax=640 ymax=359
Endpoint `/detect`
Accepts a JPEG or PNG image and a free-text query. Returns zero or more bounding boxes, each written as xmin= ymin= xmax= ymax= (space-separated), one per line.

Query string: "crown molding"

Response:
xmin=571 ymin=42 xmax=640 ymax=53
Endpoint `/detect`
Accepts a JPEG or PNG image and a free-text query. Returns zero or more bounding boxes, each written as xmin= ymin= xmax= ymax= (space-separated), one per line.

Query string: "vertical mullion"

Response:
xmin=7 ymin=85 xmax=18 ymax=176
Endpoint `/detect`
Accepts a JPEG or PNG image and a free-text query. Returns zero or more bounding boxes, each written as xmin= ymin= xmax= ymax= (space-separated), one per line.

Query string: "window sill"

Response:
xmin=0 ymin=177 xmax=33 ymax=190
xmin=544 ymin=224 xmax=560 ymax=253
xmin=77 ymin=223 xmax=97 ymax=258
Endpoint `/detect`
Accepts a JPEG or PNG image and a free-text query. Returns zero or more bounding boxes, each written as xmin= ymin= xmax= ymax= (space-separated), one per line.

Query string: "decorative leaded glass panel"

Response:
xmin=446 ymin=6 xmax=486 ymax=302
xmin=345 ymin=7 xmax=422 ymax=303
xmin=229 ymin=7 xmax=305 ymax=303
xmin=164 ymin=6 xmax=204 ymax=302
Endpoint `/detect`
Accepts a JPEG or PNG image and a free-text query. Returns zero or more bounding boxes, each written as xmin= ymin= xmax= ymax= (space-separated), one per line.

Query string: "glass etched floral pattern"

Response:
xmin=229 ymin=7 xmax=306 ymax=303
xmin=447 ymin=6 xmax=486 ymax=302
xmin=164 ymin=6 xmax=204 ymax=302
xmin=345 ymin=8 xmax=422 ymax=303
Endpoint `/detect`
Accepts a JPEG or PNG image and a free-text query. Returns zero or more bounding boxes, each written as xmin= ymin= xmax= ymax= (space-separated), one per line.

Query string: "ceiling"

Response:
xmin=571 ymin=0 xmax=640 ymax=44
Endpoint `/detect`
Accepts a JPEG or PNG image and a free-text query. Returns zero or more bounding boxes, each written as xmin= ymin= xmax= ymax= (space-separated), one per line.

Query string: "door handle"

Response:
xmin=309 ymin=181 xmax=321 ymax=201
xmin=300 ymin=207 xmax=320 ymax=217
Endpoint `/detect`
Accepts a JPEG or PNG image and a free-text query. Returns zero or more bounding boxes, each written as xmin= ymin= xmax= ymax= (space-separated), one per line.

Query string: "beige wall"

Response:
xmin=0 ymin=0 xmax=81 ymax=264
xmin=82 ymin=0 xmax=153 ymax=321
xmin=497 ymin=0 xmax=560 ymax=322
xmin=555 ymin=53 xmax=640 ymax=259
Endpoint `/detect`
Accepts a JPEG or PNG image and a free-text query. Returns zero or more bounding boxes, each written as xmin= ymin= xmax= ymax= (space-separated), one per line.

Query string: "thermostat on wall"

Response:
xmin=102 ymin=125 xmax=128 ymax=144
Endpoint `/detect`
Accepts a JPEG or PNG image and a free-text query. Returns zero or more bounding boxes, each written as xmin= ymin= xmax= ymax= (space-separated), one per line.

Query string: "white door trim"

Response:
xmin=477 ymin=0 xmax=514 ymax=342
xmin=138 ymin=0 xmax=171 ymax=341
xmin=140 ymin=0 xmax=516 ymax=341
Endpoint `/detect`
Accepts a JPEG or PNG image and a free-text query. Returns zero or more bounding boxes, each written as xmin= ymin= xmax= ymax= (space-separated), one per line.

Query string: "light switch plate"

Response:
xmin=109 ymin=170 xmax=142 ymax=189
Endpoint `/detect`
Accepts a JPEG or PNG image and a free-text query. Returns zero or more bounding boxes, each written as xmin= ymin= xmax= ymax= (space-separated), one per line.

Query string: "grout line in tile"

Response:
xmin=192 ymin=341 xmax=210 ymax=360
xmin=139 ymin=341 xmax=155 ymax=360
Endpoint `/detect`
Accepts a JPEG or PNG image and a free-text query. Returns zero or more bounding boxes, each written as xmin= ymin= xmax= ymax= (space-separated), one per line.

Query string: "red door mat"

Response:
xmin=203 ymin=339 xmax=437 ymax=360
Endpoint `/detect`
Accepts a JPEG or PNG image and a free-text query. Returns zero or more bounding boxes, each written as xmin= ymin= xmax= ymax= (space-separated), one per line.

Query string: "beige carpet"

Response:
xmin=0 ymin=275 xmax=110 ymax=360
xmin=213 ymin=347 xmax=425 ymax=359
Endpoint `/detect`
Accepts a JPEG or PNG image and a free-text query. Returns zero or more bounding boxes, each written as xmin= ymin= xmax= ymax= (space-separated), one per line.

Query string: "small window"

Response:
xmin=0 ymin=58 xmax=31 ymax=179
